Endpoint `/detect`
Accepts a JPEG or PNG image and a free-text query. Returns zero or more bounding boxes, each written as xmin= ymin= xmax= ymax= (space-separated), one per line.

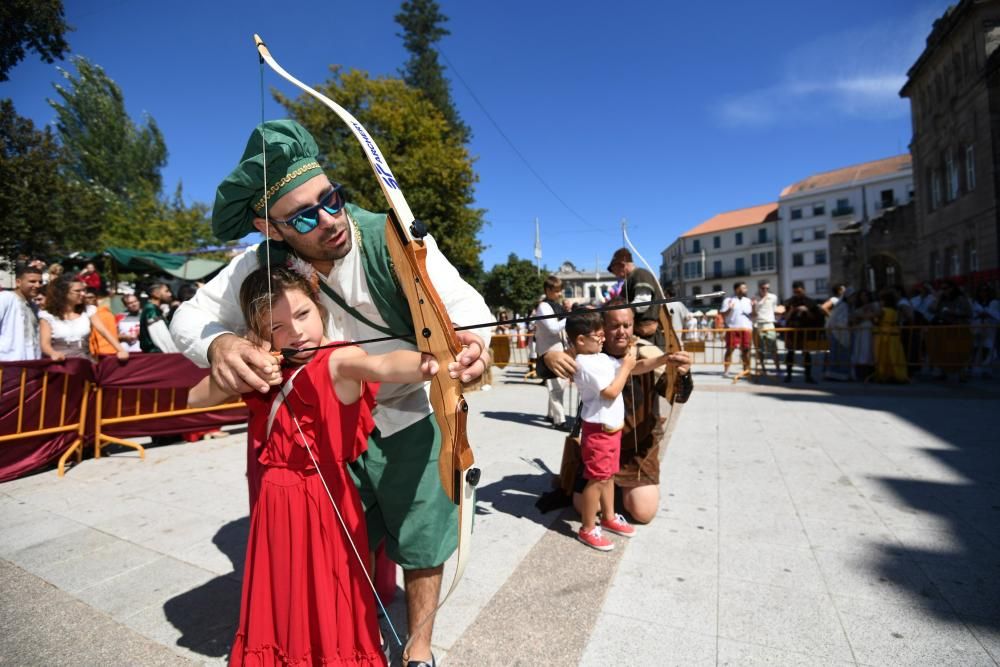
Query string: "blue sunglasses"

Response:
xmin=272 ymin=185 xmax=345 ymax=234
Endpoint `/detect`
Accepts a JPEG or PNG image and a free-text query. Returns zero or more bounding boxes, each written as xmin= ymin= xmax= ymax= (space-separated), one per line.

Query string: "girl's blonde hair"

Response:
xmin=239 ymin=266 xmax=327 ymax=343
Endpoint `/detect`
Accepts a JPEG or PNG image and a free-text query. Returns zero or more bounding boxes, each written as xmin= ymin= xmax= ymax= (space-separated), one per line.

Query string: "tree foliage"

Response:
xmin=0 ymin=100 xmax=99 ymax=265
xmin=41 ymin=57 xmax=212 ymax=255
xmin=49 ymin=56 xmax=167 ymax=199
xmin=277 ymin=67 xmax=484 ymax=278
xmin=482 ymin=253 xmax=544 ymax=316
xmin=395 ymin=0 xmax=470 ymax=144
xmin=0 ymin=58 xmax=213 ymax=267
xmin=0 ymin=0 xmax=72 ymax=82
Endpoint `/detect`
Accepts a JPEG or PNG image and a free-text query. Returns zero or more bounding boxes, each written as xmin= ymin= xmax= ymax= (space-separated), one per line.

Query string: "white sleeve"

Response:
xmin=534 ymin=301 xmax=564 ymax=335
xmin=423 ymin=234 xmax=492 ymax=349
xmin=169 ymin=247 xmax=262 ymax=367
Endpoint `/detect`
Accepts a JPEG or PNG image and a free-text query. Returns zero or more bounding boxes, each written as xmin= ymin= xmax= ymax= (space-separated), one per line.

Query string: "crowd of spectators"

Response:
xmin=708 ymin=278 xmax=1000 ymax=383
xmin=0 ymin=257 xmax=198 ymax=363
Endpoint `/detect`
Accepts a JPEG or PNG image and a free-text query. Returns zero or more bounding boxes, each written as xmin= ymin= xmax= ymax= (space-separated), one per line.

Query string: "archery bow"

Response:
xmin=620 ymin=221 xmax=695 ymax=480
xmin=254 ymin=34 xmax=479 ymax=652
xmin=620 ymin=221 xmax=687 ymax=404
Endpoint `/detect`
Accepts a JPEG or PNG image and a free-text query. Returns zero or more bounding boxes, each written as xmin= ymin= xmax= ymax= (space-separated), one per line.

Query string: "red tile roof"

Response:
xmin=680 ymin=203 xmax=778 ymax=238
xmin=780 ymin=154 xmax=912 ymax=198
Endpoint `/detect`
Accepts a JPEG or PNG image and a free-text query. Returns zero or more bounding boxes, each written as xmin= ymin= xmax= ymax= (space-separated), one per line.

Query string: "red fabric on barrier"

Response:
xmin=94 ymin=353 xmax=247 ymax=440
xmin=0 ymin=359 xmax=93 ymax=483
xmin=0 ymin=354 xmax=247 ymax=482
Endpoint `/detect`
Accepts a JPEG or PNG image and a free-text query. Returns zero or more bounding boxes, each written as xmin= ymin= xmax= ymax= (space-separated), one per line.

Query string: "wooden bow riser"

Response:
xmin=384 ymin=216 xmax=475 ymax=505
xmin=658 ymin=306 xmax=683 ymax=405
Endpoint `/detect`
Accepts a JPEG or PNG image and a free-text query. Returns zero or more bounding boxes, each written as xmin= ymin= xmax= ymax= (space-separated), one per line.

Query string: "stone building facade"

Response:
xmin=900 ymin=0 xmax=1000 ymax=284
xmin=828 ymin=202 xmax=923 ymax=292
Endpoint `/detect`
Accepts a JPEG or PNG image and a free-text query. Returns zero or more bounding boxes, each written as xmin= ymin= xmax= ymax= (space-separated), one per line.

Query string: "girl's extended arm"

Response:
xmin=329 ymin=347 xmax=438 ymax=405
xmin=188 ymin=375 xmax=238 ymax=408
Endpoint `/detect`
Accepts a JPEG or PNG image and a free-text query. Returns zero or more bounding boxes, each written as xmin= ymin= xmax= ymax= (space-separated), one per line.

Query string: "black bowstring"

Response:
xmin=281 ymin=292 xmax=724 ymax=358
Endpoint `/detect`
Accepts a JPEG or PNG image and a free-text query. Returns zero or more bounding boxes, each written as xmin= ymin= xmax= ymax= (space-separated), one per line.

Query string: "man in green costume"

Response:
xmin=171 ymin=120 xmax=491 ymax=667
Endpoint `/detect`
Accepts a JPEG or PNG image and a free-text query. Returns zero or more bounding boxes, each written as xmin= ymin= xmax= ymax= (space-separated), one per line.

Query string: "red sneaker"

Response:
xmin=601 ymin=513 xmax=636 ymax=538
xmin=577 ymin=526 xmax=614 ymax=551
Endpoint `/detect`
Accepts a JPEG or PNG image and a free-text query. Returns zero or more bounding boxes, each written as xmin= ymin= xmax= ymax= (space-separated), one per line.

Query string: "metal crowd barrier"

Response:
xmin=0 ymin=360 xmax=93 ymax=478
xmin=678 ymin=324 xmax=999 ymax=375
xmin=0 ymin=354 xmax=248 ymax=482
xmin=486 ymin=324 xmax=999 ymax=377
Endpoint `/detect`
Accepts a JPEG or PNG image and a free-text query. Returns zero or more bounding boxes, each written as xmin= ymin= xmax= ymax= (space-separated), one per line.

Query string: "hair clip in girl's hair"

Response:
xmin=286 ymin=255 xmax=321 ymax=298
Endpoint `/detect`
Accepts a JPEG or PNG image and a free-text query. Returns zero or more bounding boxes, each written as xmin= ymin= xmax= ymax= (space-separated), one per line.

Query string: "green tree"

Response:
xmin=42 ymin=56 xmax=212 ymax=254
xmin=0 ymin=0 xmax=71 ymax=82
xmin=277 ymin=67 xmax=485 ymax=277
xmin=395 ymin=0 xmax=470 ymax=144
xmin=49 ymin=56 xmax=167 ymax=200
xmin=482 ymin=253 xmax=543 ymax=316
xmin=0 ymin=99 xmax=100 ymax=265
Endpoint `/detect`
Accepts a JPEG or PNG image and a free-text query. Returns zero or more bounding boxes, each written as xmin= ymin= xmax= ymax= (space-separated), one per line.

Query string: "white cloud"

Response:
xmin=715 ymin=4 xmax=945 ymax=128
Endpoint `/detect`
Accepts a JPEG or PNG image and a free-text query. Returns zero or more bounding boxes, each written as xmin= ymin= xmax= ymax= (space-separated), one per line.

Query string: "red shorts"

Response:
xmin=580 ymin=422 xmax=622 ymax=481
xmin=726 ymin=329 xmax=751 ymax=350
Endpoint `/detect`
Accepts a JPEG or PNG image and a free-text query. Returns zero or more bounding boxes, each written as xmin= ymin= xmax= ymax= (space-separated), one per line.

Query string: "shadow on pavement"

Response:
xmin=479 ymin=410 xmax=552 ymax=429
xmin=475 ymin=458 xmax=559 ymax=528
xmin=163 ymin=517 xmax=248 ymax=657
xmin=761 ymin=390 xmax=1000 ymax=631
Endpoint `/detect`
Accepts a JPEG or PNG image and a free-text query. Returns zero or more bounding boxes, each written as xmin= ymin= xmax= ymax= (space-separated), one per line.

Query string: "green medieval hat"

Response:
xmin=212 ymin=120 xmax=325 ymax=241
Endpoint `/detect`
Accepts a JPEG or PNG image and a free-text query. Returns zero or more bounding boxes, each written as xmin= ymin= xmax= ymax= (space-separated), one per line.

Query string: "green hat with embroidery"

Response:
xmin=212 ymin=120 xmax=325 ymax=241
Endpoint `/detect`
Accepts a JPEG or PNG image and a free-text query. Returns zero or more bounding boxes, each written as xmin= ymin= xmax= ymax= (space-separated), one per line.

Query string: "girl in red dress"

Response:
xmin=189 ymin=266 xmax=437 ymax=666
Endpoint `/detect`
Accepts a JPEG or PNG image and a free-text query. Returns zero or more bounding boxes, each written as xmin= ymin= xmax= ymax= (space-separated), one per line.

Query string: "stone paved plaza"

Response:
xmin=1 ymin=367 xmax=999 ymax=666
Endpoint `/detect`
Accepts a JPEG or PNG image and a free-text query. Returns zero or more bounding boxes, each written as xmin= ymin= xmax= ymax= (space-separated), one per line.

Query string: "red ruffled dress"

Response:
xmin=232 ymin=348 xmax=386 ymax=666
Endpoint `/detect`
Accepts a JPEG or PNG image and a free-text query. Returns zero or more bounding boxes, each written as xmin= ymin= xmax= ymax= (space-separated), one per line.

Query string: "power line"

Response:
xmin=439 ymin=48 xmax=605 ymax=234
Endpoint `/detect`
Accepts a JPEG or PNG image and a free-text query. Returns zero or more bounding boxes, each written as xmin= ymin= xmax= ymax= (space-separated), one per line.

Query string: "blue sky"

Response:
xmin=6 ymin=0 xmax=950 ymax=273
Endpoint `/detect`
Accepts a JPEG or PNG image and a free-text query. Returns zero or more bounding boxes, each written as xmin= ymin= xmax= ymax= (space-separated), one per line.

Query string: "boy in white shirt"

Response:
xmin=567 ymin=309 xmax=672 ymax=551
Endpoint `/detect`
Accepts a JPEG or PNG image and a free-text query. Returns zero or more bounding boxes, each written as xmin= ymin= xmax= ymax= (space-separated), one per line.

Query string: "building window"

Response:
xmin=734 ymin=257 xmax=746 ymax=274
xmin=815 ymin=277 xmax=829 ymax=295
xmin=691 ymin=286 xmax=702 ymax=302
xmin=563 ymin=287 xmax=573 ymax=298
xmin=966 ymin=145 xmax=976 ymax=191
xmin=713 ymin=235 xmax=720 ymax=249
xmin=814 ymin=250 xmax=827 ymax=265
xmin=792 ymin=253 xmax=804 ymax=268
xmin=791 ymin=229 xmax=804 ymax=243
xmin=752 ymin=251 xmax=775 ymax=272
xmin=946 ymin=150 xmax=959 ymax=201
xmin=949 ymin=246 xmax=960 ymax=276
xmin=735 ymin=232 xmax=743 ymax=246
xmin=832 ymin=198 xmax=853 ymax=216
xmin=589 ymin=285 xmax=597 ymax=299
xmin=930 ymin=251 xmax=941 ymax=280
xmin=965 ymin=239 xmax=978 ymax=272
xmin=692 ymin=239 xmax=701 ymax=253
xmin=757 ymin=228 xmax=768 ymax=244
xmin=791 ymin=207 xmax=803 ymax=220
xmin=879 ymin=189 xmax=895 ymax=208
xmin=712 ymin=260 xmax=722 ymax=278
xmin=812 ymin=202 xmax=825 ymax=216
xmin=683 ymin=261 xmax=703 ymax=279
xmin=814 ymin=226 xmax=826 ymax=241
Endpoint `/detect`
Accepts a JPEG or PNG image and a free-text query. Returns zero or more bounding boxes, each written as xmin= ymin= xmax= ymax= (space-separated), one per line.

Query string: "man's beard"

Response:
xmin=289 ymin=225 xmax=353 ymax=264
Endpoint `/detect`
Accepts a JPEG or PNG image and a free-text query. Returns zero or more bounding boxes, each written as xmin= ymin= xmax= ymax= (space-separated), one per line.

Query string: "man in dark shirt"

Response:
xmin=783 ymin=280 xmax=824 ymax=383
xmin=139 ymin=283 xmax=173 ymax=353
xmin=608 ymin=248 xmax=661 ymax=343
